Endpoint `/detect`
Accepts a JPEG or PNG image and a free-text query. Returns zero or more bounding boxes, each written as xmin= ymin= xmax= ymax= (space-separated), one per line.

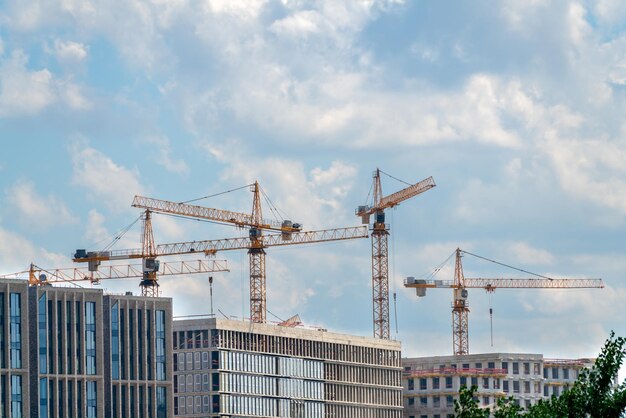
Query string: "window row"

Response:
xmin=326 ymin=363 xmax=400 ymax=387
xmin=325 ymin=383 xmax=401 ymax=407
xmin=216 ymin=330 xmax=401 ymax=366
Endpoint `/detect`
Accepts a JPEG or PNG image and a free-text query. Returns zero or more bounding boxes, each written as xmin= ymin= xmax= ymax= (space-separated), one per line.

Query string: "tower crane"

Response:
xmin=130 ymin=181 xmax=304 ymax=320
xmin=356 ymin=169 xmax=435 ymax=339
xmin=404 ymin=248 xmax=604 ymax=355
xmin=75 ymin=222 xmax=368 ymax=322
xmin=0 ymin=259 xmax=228 ymax=287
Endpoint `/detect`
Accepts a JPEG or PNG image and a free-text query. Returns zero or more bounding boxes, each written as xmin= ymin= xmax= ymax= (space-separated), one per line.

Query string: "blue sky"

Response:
xmin=1 ymin=0 xmax=625 ymax=364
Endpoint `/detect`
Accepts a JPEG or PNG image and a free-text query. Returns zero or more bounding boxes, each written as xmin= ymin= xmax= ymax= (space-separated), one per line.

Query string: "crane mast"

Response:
xmin=357 ymin=169 xmax=436 ymax=339
xmin=404 ymin=248 xmax=604 ymax=355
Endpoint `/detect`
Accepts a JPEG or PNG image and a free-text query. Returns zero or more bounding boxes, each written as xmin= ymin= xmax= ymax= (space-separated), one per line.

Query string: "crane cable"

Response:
xmin=180 ymin=184 xmax=253 ymax=205
xmin=460 ymin=250 xmax=554 ymax=280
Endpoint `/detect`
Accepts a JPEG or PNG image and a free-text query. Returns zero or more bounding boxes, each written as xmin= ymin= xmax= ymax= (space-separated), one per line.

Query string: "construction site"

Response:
xmin=0 ymin=169 xmax=606 ymax=418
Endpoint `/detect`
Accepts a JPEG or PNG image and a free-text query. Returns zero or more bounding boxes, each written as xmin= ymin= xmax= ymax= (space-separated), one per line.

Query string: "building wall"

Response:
xmin=0 ymin=279 xmax=30 ymax=418
xmin=28 ymin=285 xmax=105 ymax=418
xmin=104 ymin=294 xmax=174 ymax=418
xmin=402 ymin=353 xmax=593 ymax=418
xmin=173 ymin=318 xmax=403 ymax=418
xmin=0 ymin=278 xmax=173 ymax=418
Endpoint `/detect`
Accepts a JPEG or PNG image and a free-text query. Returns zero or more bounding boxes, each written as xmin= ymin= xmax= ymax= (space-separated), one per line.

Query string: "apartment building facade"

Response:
xmin=0 ymin=278 xmax=173 ymax=418
xmin=402 ymin=353 xmax=594 ymax=418
xmin=173 ymin=317 xmax=403 ymax=418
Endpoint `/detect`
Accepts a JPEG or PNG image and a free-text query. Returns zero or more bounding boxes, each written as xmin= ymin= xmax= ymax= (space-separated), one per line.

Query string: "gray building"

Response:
xmin=0 ymin=278 xmax=173 ymax=418
xmin=173 ymin=317 xmax=403 ymax=418
xmin=402 ymin=352 xmax=594 ymax=418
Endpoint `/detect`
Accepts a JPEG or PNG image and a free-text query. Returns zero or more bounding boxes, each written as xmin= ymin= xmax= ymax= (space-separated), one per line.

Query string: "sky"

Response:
xmin=0 ymin=0 xmax=625 ymax=366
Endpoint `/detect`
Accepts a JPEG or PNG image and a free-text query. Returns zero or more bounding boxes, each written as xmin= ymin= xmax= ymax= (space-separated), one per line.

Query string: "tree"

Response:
xmin=453 ymin=332 xmax=626 ymax=417
xmin=525 ymin=331 xmax=626 ymax=418
xmin=454 ymin=385 xmax=489 ymax=418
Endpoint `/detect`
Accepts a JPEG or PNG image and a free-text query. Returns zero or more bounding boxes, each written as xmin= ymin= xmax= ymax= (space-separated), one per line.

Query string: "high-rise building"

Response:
xmin=401 ymin=353 xmax=594 ymax=418
xmin=0 ymin=278 xmax=173 ymax=418
xmin=173 ymin=317 xmax=403 ymax=418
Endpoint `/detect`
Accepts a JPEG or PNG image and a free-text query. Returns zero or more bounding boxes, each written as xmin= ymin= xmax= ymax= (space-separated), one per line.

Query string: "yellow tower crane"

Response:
xmin=76 ymin=183 xmax=369 ymax=322
xmin=0 ymin=259 xmax=228 ymax=287
xmin=356 ymin=169 xmax=435 ymax=339
xmin=404 ymin=248 xmax=604 ymax=355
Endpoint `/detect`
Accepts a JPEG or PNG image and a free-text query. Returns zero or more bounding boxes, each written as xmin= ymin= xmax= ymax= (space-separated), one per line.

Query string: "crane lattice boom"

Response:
xmin=0 ymin=260 xmax=229 ymax=286
xmin=74 ymin=226 xmax=368 ymax=262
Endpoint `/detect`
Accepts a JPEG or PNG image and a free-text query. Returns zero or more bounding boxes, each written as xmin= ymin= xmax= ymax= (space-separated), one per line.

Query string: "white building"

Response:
xmin=402 ymin=353 xmax=593 ymax=418
xmin=173 ymin=317 xmax=403 ymax=418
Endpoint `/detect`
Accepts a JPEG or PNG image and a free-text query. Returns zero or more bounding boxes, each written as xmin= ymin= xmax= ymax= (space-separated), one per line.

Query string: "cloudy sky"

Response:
xmin=1 ymin=0 xmax=625 ymax=364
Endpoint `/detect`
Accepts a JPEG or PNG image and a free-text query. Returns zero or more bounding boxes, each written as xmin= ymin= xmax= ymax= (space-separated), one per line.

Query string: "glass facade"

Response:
xmin=85 ymin=301 xmax=96 ymax=375
xmin=156 ymin=310 xmax=166 ymax=381
xmin=9 ymin=293 xmax=21 ymax=369
xmin=87 ymin=381 xmax=97 ymax=418
xmin=40 ymin=378 xmax=48 ymax=418
xmin=156 ymin=386 xmax=167 ymax=418
xmin=0 ymin=294 xmax=4 ymax=368
xmin=11 ymin=375 xmax=22 ymax=418
xmin=111 ymin=302 xmax=120 ymax=380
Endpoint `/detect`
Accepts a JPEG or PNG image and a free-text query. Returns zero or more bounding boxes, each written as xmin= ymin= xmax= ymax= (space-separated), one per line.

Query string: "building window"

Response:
xmin=157 ymin=387 xmax=167 ymax=418
xmin=433 ymin=396 xmax=440 ymax=407
xmin=544 ymin=367 xmax=549 ymax=378
xmin=552 ymin=368 xmax=558 ymax=379
xmin=488 ymin=361 xmax=495 ymax=370
xmin=408 ymin=398 xmax=414 ymax=406
xmin=420 ymin=378 xmax=427 ymax=390
xmin=494 ymin=378 xmax=500 ymax=389
xmin=40 ymin=378 xmax=48 ymax=418
xmin=534 ymin=363 xmax=540 ymax=375
xmin=11 ymin=375 xmax=22 ymax=418
xmin=87 ymin=381 xmax=97 ymax=418
xmin=512 ymin=362 xmax=519 ymax=375
xmin=483 ymin=396 xmax=489 ymax=406
xmin=420 ymin=396 xmax=427 ymax=406
xmin=111 ymin=302 xmax=120 ymax=380
xmin=513 ymin=381 xmax=520 ymax=393
xmin=446 ymin=395 xmax=454 ymax=407
xmin=39 ymin=294 xmax=47 ymax=374
xmin=433 ymin=377 xmax=440 ymax=389
xmin=564 ymin=368 xmax=570 ymax=379
xmin=524 ymin=381 xmax=530 ymax=393
xmin=156 ymin=310 xmax=166 ymax=381
xmin=85 ymin=302 xmax=96 ymax=375
xmin=524 ymin=362 xmax=530 ymax=375
xmin=482 ymin=377 xmax=489 ymax=389
xmin=503 ymin=380 xmax=509 ymax=393
xmin=460 ymin=376 xmax=467 ymax=387
xmin=502 ymin=362 xmax=508 ymax=373
xmin=446 ymin=376 xmax=453 ymax=389
xmin=10 ymin=293 xmax=21 ymax=369
xmin=0 ymin=295 xmax=4 ymax=369
xmin=408 ymin=378 xmax=414 ymax=391
xmin=471 ymin=377 xmax=478 ymax=387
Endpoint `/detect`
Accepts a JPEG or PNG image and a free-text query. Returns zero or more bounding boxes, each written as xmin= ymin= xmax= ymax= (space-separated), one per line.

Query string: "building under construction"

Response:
xmin=172 ymin=317 xmax=403 ymax=417
xmin=401 ymin=353 xmax=594 ymax=417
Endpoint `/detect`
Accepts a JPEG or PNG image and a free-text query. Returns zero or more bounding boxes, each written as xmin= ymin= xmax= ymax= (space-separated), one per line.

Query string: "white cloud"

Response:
xmin=6 ymin=180 xmax=74 ymax=228
xmin=69 ymin=142 xmax=145 ymax=212
xmin=507 ymin=242 xmax=555 ymax=266
xmin=0 ymin=51 xmax=56 ymax=116
xmin=0 ymin=226 xmax=70 ymax=275
xmin=143 ymin=136 xmax=189 ymax=175
xmin=201 ymin=140 xmax=358 ymax=229
xmin=50 ymin=39 xmax=88 ymax=63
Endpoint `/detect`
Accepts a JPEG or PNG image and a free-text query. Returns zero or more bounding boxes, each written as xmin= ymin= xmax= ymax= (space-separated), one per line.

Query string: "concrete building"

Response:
xmin=173 ymin=317 xmax=403 ymax=418
xmin=402 ymin=353 xmax=594 ymax=418
xmin=0 ymin=278 xmax=173 ymax=418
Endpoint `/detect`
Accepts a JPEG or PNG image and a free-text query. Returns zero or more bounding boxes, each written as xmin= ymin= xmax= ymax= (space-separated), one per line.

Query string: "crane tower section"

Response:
xmin=357 ymin=169 xmax=435 ymax=339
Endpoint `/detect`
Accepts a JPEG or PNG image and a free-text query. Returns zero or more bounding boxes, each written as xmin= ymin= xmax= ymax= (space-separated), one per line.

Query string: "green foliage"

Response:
xmin=453 ymin=332 xmax=626 ymax=418
xmin=454 ymin=385 xmax=489 ymax=418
